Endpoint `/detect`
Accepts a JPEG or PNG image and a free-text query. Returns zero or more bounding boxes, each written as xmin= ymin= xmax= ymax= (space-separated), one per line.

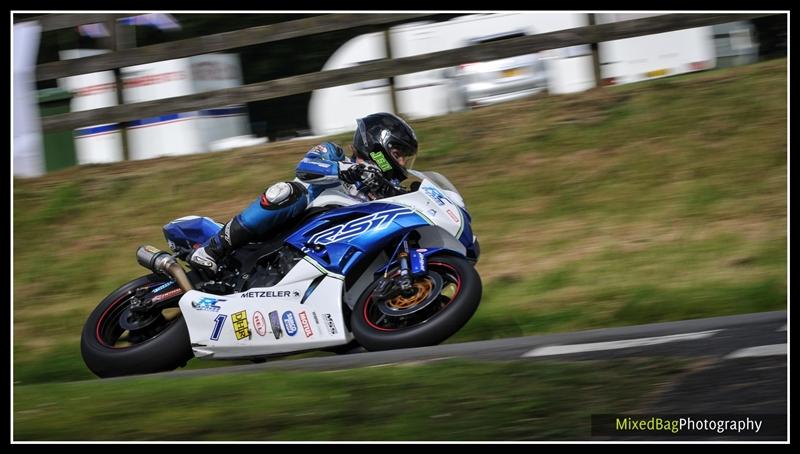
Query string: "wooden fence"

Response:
xmin=17 ymin=12 xmax=776 ymax=132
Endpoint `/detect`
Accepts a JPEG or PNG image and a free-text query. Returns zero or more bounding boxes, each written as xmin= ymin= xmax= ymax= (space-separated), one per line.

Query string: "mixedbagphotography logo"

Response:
xmin=591 ymin=414 xmax=787 ymax=439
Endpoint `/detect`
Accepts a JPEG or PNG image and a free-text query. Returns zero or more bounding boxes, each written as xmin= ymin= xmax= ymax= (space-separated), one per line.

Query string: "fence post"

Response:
xmin=588 ymin=13 xmax=603 ymax=88
xmin=383 ymin=28 xmax=399 ymax=114
xmin=109 ymin=17 xmax=134 ymax=161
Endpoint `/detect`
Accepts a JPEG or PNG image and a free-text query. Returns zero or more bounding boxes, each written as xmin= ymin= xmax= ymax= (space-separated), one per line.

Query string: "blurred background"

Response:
xmin=12 ymin=12 xmax=787 ymax=441
xmin=14 ymin=12 xmax=787 ymax=173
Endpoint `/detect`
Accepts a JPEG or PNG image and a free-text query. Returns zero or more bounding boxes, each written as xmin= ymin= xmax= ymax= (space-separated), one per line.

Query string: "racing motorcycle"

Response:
xmin=81 ymin=169 xmax=481 ymax=378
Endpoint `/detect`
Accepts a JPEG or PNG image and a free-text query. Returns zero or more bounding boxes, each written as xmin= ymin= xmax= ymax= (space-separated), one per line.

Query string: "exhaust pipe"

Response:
xmin=136 ymin=245 xmax=194 ymax=292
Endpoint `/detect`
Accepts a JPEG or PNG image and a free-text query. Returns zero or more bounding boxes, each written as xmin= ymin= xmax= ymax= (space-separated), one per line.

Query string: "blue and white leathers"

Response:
xmin=234 ymin=141 xmax=408 ymax=238
xmin=295 ymin=142 xmax=348 ymax=187
xmin=224 ymin=142 xmax=350 ymax=240
xmin=176 ymin=170 xmax=478 ymax=359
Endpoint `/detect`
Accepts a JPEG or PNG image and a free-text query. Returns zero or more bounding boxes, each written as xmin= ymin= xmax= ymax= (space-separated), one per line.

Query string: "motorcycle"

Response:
xmin=80 ymin=169 xmax=481 ymax=378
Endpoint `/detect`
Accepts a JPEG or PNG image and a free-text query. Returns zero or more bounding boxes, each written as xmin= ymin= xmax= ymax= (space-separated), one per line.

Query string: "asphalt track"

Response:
xmin=154 ymin=310 xmax=786 ymax=377
xmin=105 ymin=310 xmax=789 ymax=440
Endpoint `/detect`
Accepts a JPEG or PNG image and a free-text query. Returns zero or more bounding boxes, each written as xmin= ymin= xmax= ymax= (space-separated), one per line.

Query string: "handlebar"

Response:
xmin=353 ymin=164 xmax=406 ymax=197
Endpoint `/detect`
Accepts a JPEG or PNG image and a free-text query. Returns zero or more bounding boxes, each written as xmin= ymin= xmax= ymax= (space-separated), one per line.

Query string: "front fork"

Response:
xmin=373 ymin=240 xmax=429 ymax=302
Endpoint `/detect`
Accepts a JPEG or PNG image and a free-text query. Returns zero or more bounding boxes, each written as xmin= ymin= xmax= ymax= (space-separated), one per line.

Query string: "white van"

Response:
xmin=308 ymin=13 xmax=718 ymax=136
xmin=594 ymin=13 xmax=716 ymax=86
xmin=309 ymin=13 xmax=595 ymax=136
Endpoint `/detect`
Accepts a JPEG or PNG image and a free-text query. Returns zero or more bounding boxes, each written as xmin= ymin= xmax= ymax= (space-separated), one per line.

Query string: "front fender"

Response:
xmin=373 ymin=224 xmax=472 ymax=276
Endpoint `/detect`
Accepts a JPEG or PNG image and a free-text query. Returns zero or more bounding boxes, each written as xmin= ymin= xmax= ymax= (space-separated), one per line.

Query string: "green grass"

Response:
xmin=451 ymin=276 xmax=785 ymax=342
xmin=13 ymin=59 xmax=787 ymax=383
xmin=14 ymin=358 xmax=693 ymax=441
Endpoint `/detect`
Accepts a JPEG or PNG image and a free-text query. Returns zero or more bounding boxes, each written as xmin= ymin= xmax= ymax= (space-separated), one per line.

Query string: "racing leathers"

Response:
xmin=188 ymin=142 xmax=402 ymax=273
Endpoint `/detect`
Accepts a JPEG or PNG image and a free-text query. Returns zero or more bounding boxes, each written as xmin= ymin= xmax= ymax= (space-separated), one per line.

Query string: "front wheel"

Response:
xmin=351 ymin=255 xmax=482 ymax=351
xmin=80 ymin=274 xmax=193 ymax=378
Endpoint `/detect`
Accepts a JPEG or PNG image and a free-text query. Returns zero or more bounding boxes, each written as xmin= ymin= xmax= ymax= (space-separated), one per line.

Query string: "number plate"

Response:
xmin=646 ymin=68 xmax=669 ymax=78
xmin=501 ymin=68 xmax=524 ymax=78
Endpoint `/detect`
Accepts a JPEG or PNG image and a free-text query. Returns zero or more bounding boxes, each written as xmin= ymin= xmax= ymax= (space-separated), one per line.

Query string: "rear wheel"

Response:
xmin=80 ymin=274 xmax=193 ymax=378
xmin=351 ymin=255 xmax=482 ymax=351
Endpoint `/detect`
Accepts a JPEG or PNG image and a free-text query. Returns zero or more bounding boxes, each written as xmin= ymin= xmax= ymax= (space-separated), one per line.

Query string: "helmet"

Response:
xmin=352 ymin=112 xmax=418 ymax=181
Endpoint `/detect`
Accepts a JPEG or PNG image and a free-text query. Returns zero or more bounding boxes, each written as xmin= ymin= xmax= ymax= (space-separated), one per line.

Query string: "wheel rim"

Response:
xmin=385 ymin=277 xmax=434 ymax=309
xmin=364 ymin=261 xmax=462 ymax=332
xmin=375 ymin=271 xmax=444 ymax=317
xmin=95 ymin=283 xmax=183 ymax=348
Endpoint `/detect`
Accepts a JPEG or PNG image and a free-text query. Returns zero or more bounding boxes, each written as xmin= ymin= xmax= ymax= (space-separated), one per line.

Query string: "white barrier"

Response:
xmin=121 ymin=53 xmax=252 ymax=160
xmin=59 ymin=49 xmax=125 ymax=164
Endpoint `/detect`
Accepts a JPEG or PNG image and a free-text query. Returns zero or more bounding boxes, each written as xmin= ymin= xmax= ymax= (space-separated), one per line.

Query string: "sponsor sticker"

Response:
xmin=302 ymin=158 xmax=331 ymax=168
xmin=268 ymin=310 xmax=283 ymax=340
xmin=322 ymin=313 xmax=338 ymax=335
xmin=151 ymin=288 xmax=184 ymax=303
xmin=422 ymin=186 xmax=449 ymax=206
xmin=411 ymin=249 xmax=426 ymax=273
xmin=241 ymin=290 xmax=299 ymax=298
xmin=210 ymin=314 xmax=226 ymax=341
xmin=446 ymin=209 xmax=460 ymax=224
xmin=282 ymin=311 xmax=298 ymax=336
xmin=223 ymin=222 xmax=232 ymax=243
xmin=192 ymin=297 xmax=225 ymax=312
xmin=309 ymin=206 xmax=414 ymax=245
xmin=299 ymin=311 xmax=314 ymax=337
xmin=369 ymin=151 xmax=393 ymax=172
xmin=252 ymin=311 xmax=267 ymax=337
xmin=231 ymin=310 xmax=250 ymax=340
xmin=153 ymin=281 xmax=175 ymax=293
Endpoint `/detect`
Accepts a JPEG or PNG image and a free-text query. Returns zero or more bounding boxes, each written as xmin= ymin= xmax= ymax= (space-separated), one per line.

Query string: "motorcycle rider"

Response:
xmin=188 ymin=112 xmax=419 ymax=274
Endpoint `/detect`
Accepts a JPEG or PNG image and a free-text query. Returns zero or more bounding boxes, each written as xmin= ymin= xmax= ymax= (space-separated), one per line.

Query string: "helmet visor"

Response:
xmin=388 ymin=146 xmax=417 ymax=171
xmin=381 ymin=128 xmax=417 ymax=167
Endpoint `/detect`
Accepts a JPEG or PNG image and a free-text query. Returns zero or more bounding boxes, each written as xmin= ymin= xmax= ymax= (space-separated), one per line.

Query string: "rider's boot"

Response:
xmin=188 ymin=216 xmax=253 ymax=274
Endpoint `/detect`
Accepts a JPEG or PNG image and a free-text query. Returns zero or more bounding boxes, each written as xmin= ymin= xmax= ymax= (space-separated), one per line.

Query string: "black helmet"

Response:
xmin=353 ymin=112 xmax=418 ymax=181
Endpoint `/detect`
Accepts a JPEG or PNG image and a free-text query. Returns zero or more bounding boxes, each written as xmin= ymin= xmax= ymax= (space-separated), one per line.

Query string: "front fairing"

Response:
xmin=286 ymin=175 xmax=478 ymax=275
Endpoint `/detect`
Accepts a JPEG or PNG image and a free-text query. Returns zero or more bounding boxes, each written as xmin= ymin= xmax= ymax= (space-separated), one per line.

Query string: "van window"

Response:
xmin=470 ymin=31 xmax=526 ymax=45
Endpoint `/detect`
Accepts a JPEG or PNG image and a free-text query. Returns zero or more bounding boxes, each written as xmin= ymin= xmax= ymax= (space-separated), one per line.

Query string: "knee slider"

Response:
xmin=260 ymin=181 xmax=307 ymax=210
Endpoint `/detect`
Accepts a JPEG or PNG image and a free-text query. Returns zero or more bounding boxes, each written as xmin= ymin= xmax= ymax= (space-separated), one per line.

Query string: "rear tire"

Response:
xmin=80 ymin=274 xmax=193 ymax=378
xmin=351 ymin=255 xmax=481 ymax=351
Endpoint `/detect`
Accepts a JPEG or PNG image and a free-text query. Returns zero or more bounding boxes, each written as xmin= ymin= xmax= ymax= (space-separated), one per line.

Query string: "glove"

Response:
xmin=338 ymin=162 xmax=364 ymax=184
xmin=340 ymin=162 xmax=403 ymax=197
xmin=359 ymin=166 xmax=386 ymax=192
xmin=362 ymin=167 xmax=408 ymax=197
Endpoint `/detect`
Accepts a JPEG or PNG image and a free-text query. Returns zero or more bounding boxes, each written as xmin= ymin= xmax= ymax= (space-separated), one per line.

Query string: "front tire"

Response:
xmin=80 ymin=274 xmax=193 ymax=378
xmin=351 ymin=255 xmax=482 ymax=351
